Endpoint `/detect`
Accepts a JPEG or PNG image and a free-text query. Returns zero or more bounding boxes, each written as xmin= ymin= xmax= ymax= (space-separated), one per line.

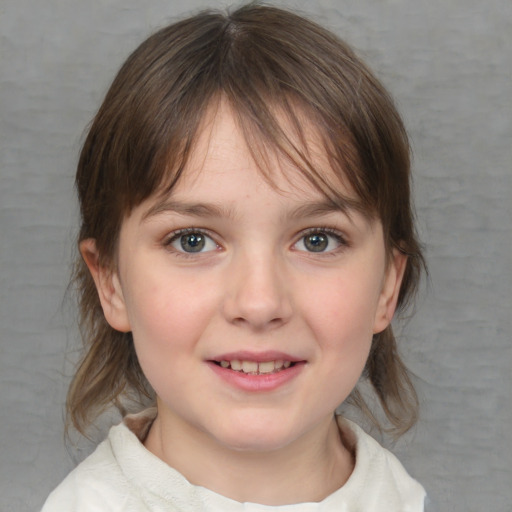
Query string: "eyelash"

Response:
xmin=163 ymin=226 xmax=349 ymax=258
xmin=293 ymin=227 xmax=349 ymax=255
xmin=163 ymin=228 xmax=220 ymax=258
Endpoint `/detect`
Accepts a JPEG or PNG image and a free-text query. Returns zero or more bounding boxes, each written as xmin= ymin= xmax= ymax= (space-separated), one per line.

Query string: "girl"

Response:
xmin=43 ymin=4 xmax=426 ymax=510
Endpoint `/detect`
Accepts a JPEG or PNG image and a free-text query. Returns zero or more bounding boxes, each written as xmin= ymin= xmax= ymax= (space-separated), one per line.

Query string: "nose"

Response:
xmin=222 ymin=250 xmax=293 ymax=331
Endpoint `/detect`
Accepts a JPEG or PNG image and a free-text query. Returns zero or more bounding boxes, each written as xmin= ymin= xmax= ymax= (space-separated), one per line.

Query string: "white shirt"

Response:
xmin=42 ymin=409 xmax=425 ymax=511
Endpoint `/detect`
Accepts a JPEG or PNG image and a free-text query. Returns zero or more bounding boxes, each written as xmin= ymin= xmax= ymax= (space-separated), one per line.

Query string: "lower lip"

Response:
xmin=207 ymin=361 xmax=305 ymax=392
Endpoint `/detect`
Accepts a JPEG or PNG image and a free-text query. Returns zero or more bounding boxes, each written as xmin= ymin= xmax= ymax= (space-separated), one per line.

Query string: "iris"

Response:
xmin=304 ymin=233 xmax=328 ymax=252
xmin=180 ymin=233 xmax=205 ymax=252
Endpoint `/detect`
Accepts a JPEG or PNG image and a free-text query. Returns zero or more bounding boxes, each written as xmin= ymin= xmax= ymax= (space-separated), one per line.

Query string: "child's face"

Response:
xmin=87 ymin=101 xmax=405 ymax=453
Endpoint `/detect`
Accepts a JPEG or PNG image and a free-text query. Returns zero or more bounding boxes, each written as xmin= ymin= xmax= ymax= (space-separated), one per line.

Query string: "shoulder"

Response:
xmin=335 ymin=417 xmax=426 ymax=511
xmin=41 ymin=409 xmax=161 ymax=512
xmin=41 ymin=423 xmax=136 ymax=512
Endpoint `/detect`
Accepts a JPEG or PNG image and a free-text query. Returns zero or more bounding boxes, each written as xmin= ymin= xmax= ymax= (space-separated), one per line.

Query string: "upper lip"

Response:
xmin=209 ymin=350 xmax=304 ymax=363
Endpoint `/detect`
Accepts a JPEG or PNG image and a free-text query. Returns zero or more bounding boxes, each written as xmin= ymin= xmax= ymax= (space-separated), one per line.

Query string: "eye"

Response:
xmin=294 ymin=229 xmax=346 ymax=253
xmin=167 ymin=230 xmax=218 ymax=254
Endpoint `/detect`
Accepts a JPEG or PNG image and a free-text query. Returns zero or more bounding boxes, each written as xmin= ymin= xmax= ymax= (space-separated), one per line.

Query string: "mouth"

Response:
xmin=212 ymin=359 xmax=295 ymax=375
xmin=208 ymin=353 xmax=305 ymax=391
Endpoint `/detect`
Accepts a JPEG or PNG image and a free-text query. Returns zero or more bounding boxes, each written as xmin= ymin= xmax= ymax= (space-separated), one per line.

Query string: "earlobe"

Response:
xmin=80 ymin=239 xmax=131 ymax=333
xmin=373 ymin=249 xmax=407 ymax=334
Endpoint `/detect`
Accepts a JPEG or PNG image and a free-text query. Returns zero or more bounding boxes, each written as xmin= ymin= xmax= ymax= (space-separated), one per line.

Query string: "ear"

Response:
xmin=80 ymin=239 xmax=131 ymax=333
xmin=373 ymin=249 xmax=407 ymax=334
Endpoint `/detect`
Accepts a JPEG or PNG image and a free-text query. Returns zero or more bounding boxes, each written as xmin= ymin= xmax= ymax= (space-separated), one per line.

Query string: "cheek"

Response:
xmin=303 ymin=272 xmax=381 ymax=343
xmin=122 ymin=277 xmax=218 ymax=397
xmin=299 ymin=270 xmax=382 ymax=386
xmin=122 ymin=270 xmax=220 ymax=359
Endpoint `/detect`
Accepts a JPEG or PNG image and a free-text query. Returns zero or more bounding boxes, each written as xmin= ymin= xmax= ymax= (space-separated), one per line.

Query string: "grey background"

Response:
xmin=1 ymin=0 xmax=511 ymax=510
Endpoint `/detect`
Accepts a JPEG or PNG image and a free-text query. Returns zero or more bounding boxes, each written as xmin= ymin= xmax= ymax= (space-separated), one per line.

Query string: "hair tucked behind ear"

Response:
xmin=353 ymin=221 xmax=425 ymax=436
xmin=359 ymin=327 xmax=419 ymax=436
xmin=67 ymin=260 xmax=153 ymax=436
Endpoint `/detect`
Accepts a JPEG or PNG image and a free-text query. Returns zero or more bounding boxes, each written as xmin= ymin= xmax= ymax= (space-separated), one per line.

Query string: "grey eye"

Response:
xmin=180 ymin=233 xmax=205 ymax=252
xmin=294 ymin=231 xmax=344 ymax=253
xmin=304 ymin=233 xmax=329 ymax=252
xmin=170 ymin=231 xmax=217 ymax=253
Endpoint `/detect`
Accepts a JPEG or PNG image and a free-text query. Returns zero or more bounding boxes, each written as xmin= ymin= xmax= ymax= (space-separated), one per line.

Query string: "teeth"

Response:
xmin=217 ymin=359 xmax=294 ymax=374
xmin=242 ymin=361 xmax=258 ymax=374
xmin=230 ymin=360 xmax=242 ymax=371
xmin=258 ymin=361 xmax=275 ymax=374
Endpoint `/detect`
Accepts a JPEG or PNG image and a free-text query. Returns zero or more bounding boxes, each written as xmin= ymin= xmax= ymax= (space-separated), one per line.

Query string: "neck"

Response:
xmin=144 ymin=410 xmax=354 ymax=506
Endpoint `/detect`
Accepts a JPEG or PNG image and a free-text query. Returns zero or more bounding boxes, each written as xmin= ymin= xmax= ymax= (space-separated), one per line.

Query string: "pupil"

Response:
xmin=181 ymin=233 xmax=205 ymax=252
xmin=305 ymin=233 xmax=328 ymax=252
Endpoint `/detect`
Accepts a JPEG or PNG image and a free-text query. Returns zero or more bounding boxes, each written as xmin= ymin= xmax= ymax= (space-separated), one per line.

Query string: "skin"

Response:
xmin=81 ymin=101 xmax=406 ymax=505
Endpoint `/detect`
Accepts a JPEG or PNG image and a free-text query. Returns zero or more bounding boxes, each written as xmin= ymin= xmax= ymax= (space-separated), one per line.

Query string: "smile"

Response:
xmin=208 ymin=354 xmax=305 ymax=391
xmin=216 ymin=360 xmax=293 ymax=375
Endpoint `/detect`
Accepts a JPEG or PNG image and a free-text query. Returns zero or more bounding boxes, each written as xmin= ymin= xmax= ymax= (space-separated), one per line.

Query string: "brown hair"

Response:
xmin=68 ymin=4 xmax=425 ymax=436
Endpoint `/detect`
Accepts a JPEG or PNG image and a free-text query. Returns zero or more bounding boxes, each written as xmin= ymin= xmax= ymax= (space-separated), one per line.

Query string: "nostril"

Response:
xmin=231 ymin=315 xmax=287 ymax=329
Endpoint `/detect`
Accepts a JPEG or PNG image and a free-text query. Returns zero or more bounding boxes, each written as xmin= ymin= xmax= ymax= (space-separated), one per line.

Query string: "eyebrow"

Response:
xmin=142 ymin=197 xmax=366 ymax=223
xmin=287 ymin=197 xmax=365 ymax=221
xmin=142 ymin=200 xmax=236 ymax=221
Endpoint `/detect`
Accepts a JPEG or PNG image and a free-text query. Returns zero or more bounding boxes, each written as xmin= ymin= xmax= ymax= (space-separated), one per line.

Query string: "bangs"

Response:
xmin=124 ymin=10 xmax=383 ymax=221
xmin=153 ymin=92 xmax=372 ymax=222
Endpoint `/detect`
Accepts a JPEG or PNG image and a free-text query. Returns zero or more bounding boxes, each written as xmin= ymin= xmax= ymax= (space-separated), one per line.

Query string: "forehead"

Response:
xmin=140 ymin=99 xmax=369 ymax=227
xmin=156 ymin=98 xmax=365 ymax=214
